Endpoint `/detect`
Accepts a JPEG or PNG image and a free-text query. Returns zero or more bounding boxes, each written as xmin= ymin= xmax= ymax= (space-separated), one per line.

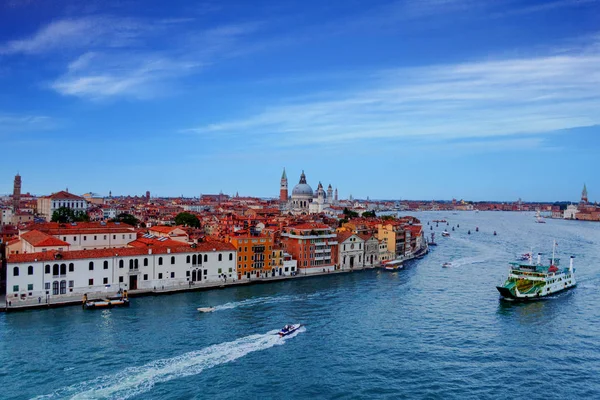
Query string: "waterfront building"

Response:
xmin=377 ymin=222 xmax=406 ymax=259
xmin=564 ymin=204 xmax=579 ymax=219
xmin=280 ymin=169 xmax=337 ymax=215
xmin=37 ymin=191 xmax=88 ymax=221
xmin=147 ymin=226 xmax=189 ymax=243
xmin=228 ymin=234 xmax=274 ymax=280
xmin=337 ymin=231 xmax=365 ymax=270
xmin=5 ymin=242 xmax=236 ymax=305
xmin=8 ymin=230 xmax=70 ymax=254
xmin=281 ymin=223 xmax=338 ymax=274
xmin=361 ymin=233 xmax=380 ymax=268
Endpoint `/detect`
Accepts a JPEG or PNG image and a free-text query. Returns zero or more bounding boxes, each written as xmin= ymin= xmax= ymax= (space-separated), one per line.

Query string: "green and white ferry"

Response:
xmin=496 ymin=242 xmax=576 ymax=301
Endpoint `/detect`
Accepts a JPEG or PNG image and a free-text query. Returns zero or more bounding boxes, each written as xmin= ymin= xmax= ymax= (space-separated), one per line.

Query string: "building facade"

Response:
xmin=37 ymin=191 xmax=88 ymax=221
xmin=337 ymin=232 xmax=365 ymax=270
xmin=281 ymin=223 xmax=338 ymax=274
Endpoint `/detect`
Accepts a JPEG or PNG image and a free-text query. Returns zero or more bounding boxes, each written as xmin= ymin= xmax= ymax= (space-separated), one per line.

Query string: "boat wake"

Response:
xmin=34 ymin=327 xmax=305 ymax=400
xmin=211 ymin=293 xmax=322 ymax=312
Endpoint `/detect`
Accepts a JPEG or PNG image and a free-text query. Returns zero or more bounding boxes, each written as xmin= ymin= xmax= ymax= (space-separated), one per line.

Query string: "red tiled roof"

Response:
xmin=148 ymin=225 xmax=185 ymax=234
xmin=287 ymin=223 xmax=332 ymax=231
xmin=20 ymin=230 xmax=71 ymax=248
xmin=337 ymin=231 xmax=356 ymax=243
xmin=45 ymin=191 xmax=86 ymax=200
xmin=128 ymin=237 xmax=186 ymax=248
xmin=7 ymin=241 xmax=236 ymax=263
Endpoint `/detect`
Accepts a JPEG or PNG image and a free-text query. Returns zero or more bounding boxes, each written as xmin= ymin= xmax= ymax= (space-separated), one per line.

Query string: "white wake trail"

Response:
xmin=34 ymin=327 xmax=305 ymax=400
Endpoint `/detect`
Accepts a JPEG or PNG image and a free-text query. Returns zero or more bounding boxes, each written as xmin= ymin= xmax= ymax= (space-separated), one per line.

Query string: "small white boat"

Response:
xmin=278 ymin=324 xmax=302 ymax=337
xmin=441 ymin=231 xmax=450 ymax=237
xmin=442 ymin=262 xmax=452 ymax=268
xmin=197 ymin=307 xmax=216 ymax=313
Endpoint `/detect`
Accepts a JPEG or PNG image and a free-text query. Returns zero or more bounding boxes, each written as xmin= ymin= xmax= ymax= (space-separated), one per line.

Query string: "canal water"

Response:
xmin=1 ymin=211 xmax=599 ymax=399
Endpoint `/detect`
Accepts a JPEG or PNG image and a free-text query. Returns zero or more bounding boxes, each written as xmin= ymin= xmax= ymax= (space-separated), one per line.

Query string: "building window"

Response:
xmin=103 ymin=261 xmax=109 ymax=270
xmin=73 ymin=236 xmax=76 ymax=241
xmin=204 ymin=269 xmax=207 ymax=275
xmin=159 ymin=257 xmax=163 ymax=265
xmin=119 ymin=260 xmax=124 ymax=268
xmin=28 ymin=265 xmax=34 ymax=275
xmin=104 ymin=235 xmax=107 ymax=240
xmin=218 ymin=268 xmax=222 ymax=274
xmin=83 ymin=236 xmax=87 ymax=241
xmin=53 ymin=281 xmax=59 ymax=295
xmin=103 ymin=277 xmax=108 ymax=285
xmin=129 ymin=259 xmax=134 ymax=270
xmin=69 ymin=281 xmax=74 ymax=288
xmin=143 ymin=274 xmax=148 ymax=280
xmin=238 ymin=256 xmax=242 ymax=262
xmin=135 ymin=259 xmax=139 ymax=269
xmin=144 ymin=258 xmax=148 ymax=266
xmin=113 ymin=235 xmax=116 ymax=240
xmin=45 ymin=264 xmax=50 ymax=274
xmin=60 ymin=264 xmax=66 ymax=275
xmin=45 ymin=282 xmax=50 ymax=290
xmin=69 ymin=263 xmax=74 ymax=272
xmin=229 ymin=253 xmax=233 ymax=261
xmin=63 ymin=237 xmax=67 ymax=241
xmin=13 ymin=267 xmax=19 ymax=276
xmin=158 ymin=273 xmax=163 ymax=279
xmin=186 ymin=255 xmax=191 ymax=264
xmin=13 ymin=285 xmax=19 ymax=292
xmin=218 ymin=254 xmax=222 ymax=261
xmin=119 ymin=276 xmax=124 ymax=283
xmin=171 ymin=256 xmax=175 ymax=265
xmin=89 ymin=262 xmax=94 ymax=270
xmin=60 ymin=281 xmax=66 ymax=294
xmin=94 ymin=236 xmax=97 ymax=240
xmin=170 ymin=272 xmax=175 ymax=278
xmin=88 ymin=279 xmax=94 ymax=286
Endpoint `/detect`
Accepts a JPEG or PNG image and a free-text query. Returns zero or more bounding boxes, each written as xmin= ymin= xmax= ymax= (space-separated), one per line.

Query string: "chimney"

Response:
xmin=570 ymin=256 xmax=574 ymax=271
xmin=167 ymin=248 xmax=171 ymax=254
xmin=148 ymin=249 xmax=152 ymax=255
xmin=537 ymin=253 xmax=542 ymax=265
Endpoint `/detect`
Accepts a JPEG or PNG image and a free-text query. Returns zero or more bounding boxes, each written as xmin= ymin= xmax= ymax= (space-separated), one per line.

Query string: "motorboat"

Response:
xmin=278 ymin=324 xmax=302 ymax=337
xmin=383 ymin=259 xmax=403 ymax=270
xmin=197 ymin=307 xmax=216 ymax=313
xmin=493 ymin=231 xmax=497 ymax=236
xmin=82 ymin=292 xmax=129 ymax=310
xmin=475 ymin=227 xmax=479 ymax=232
xmin=442 ymin=262 xmax=453 ymax=268
xmin=441 ymin=231 xmax=450 ymax=237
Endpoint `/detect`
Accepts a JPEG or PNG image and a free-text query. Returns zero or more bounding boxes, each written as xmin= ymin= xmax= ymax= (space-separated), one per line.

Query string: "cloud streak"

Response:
xmin=184 ymin=41 xmax=600 ymax=146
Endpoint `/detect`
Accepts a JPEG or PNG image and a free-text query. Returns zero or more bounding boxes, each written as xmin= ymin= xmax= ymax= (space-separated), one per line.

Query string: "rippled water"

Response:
xmin=1 ymin=212 xmax=600 ymax=399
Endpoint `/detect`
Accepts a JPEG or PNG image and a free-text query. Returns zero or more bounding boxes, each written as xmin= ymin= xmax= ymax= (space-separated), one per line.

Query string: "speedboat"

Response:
xmin=441 ymin=231 xmax=450 ymax=237
xmin=442 ymin=262 xmax=452 ymax=268
xmin=197 ymin=307 xmax=216 ymax=313
xmin=278 ymin=324 xmax=302 ymax=337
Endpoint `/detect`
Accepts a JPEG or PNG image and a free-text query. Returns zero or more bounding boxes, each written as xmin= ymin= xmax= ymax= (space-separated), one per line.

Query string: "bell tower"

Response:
xmin=280 ymin=168 xmax=288 ymax=202
xmin=581 ymin=184 xmax=588 ymax=204
xmin=13 ymin=173 xmax=21 ymax=212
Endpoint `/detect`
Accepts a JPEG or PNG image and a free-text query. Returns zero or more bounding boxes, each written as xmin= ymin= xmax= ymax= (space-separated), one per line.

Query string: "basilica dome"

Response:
xmin=291 ymin=171 xmax=313 ymax=197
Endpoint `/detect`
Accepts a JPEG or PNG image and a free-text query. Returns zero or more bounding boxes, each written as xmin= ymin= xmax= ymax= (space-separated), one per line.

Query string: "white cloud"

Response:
xmin=0 ymin=113 xmax=56 ymax=133
xmin=184 ymin=42 xmax=600 ymax=146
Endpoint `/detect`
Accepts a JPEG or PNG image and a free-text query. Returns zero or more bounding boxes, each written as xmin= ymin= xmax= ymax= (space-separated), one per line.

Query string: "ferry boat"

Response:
xmin=383 ymin=259 xmax=403 ymax=271
xmin=278 ymin=324 xmax=302 ymax=337
xmin=496 ymin=242 xmax=576 ymax=301
xmin=82 ymin=291 xmax=130 ymax=310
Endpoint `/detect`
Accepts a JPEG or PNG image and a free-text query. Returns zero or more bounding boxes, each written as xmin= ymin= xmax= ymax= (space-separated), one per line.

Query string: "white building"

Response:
xmin=5 ymin=242 xmax=237 ymax=305
xmin=37 ymin=191 xmax=88 ymax=221
xmin=564 ymin=204 xmax=579 ymax=219
xmin=361 ymin=233 xmax=380 ymax=268
xmin=337 ymin=231 xmax=365 ymax=270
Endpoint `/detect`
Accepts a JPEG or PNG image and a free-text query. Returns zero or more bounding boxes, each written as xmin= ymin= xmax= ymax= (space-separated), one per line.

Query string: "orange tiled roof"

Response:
xmin=20 ymin=230 xmax=71 ymax=248
xmin=45 ymin=191 xmax=86 ymax=200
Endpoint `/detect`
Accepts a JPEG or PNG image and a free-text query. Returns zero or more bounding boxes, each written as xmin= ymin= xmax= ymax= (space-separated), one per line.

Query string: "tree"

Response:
xmin=174 ymin=212 xmax=200 ymax=228
xmin=51 ymin=207 xmax=89 ymax=223
xmin=362 ymin=210 xmax=376 ymax=218
xmin=112 ymin=213 xmax=139 ymax=227
xmin=343 ymin=207 xmax=359 ymax=219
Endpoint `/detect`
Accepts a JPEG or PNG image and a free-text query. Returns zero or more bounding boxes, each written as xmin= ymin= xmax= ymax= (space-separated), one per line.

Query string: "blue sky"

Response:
xmin=0 ymin=0 xmax=599 ymax=202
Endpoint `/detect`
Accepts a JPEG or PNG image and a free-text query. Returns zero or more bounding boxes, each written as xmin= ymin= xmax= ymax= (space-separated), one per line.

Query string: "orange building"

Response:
xmin=228 ymin=234 xmax=274 ymax=280
xmin=281 ymin=223 xmax=338 ymax=274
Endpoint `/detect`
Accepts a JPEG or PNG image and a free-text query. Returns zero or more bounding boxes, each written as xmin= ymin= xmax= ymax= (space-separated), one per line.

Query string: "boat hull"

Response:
xmin=83 ymin=299 xmax=130 ymax=310
xmin=278 ymin=324 xmax=302 ymax=337
xmin=497 ymin=284 xmax=576 ymax=301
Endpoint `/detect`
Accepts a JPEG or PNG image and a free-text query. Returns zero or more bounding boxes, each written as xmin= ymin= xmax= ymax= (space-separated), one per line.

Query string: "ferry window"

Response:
xmin=13 ymin=285 xmax=18 ymax=292
xmin=158 ymin=273 xmax=163 ymax=279
xmin=159 ymin=257 xmax=163 ymax=265
xmin=170 ymin=272 xmax=175 ymax=278
xmin=171 ymin=256 xmax=175 ymax=265
xmin=103 ymin=261 xmax=109 ymax=269
xmin=119 ymin=260 xmax=124 ymax=268
xmin=69 ymin=263 xmax=74 ymax=272
xmin=28 ymin=266 xmax=33 ymax=275
xmin=28 ymin=284 xmax=33 ymax=291
xmin=144 ymin=258 xmax=148 ymax=266
xmin=103 ymin=277 xmax=108 ymax=284
xmin=144 ymin=274 xmax=148 ymax=280
xmin=13 ymin=267 xmax=19 ymax=276
xmin=218 ymin=254 xmax=222 ymax=261
xmin=89 ymin=262 xmax=94 ymax=271
xmin=45 ymin=264 xmax=50 ymax=274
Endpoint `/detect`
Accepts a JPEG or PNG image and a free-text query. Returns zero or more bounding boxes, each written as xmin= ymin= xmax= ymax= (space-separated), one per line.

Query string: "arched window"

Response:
xmin=203 ymin=254 xmax=208 ymax=263
xmin=103 ymin=260 xmax=109 ymax=269
xmin=52 ymin=281 xmax=59 ymax=295
xmin=69 ymin=263 xmax=74 ymax=272
xmin=60 ymin=280 xmax=67 ymax=294
xmin=60 ymin=263 xmax=66 ymax=275
xmin=129 ymin=259 xmax=134 ymax=270
xmin=53 ymin=264 xmax=59 ymax=276
xmin=119 ymin=259 xmax=124 ymax=268
xmin=229 ymin=253 xmax=233 ymax=261
xmin=28 ymin=265 xmax=34 ymax=275
xmin=218 ymin=254 xmax=222 ymax=261
xmin=45 ymin=264 xmax=50 ymax=274
xmin=13 ymin=266 xmax=19 ymax=276
xmin=171 ymin=256 xmax=175 ymax=264
xmin=144 ymin=258 xmax=148 ymax=266
xmin=89 ymin=262 xmax=94 ymax=271
xmin=158 ymin=257 xmax=163 ymax=265
xmin=192 ymin=255 xmax=197 ymax=265
xmin=134 ymin=259 xmax=139 ymax=269
xmin=186 ymin=255 xmax=191 ymax=264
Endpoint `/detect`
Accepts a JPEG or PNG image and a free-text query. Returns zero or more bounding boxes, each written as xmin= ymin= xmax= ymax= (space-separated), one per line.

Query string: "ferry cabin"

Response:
xmin=5 ymin=243 xmax=236 ymax=305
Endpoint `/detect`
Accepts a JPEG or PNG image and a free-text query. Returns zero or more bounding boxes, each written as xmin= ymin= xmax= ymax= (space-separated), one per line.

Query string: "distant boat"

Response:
xmin=383 ymin=259 xmax=403 ymax=270
xmin=278 ymin=324 xmax=302 ymax=337
xmin=442 ymin=262 xmax=453 ymax=268
xmin=475 ymin=227 xmax=479 ymax=232
xmin=493 ymin=231 xmax=497 ymax=236
xmin=82 ymin=292 xmax=129 ymax=310
xmin=441 ymin=231 xmax=450 ymax=237
xmin=468 ymin=230 xmax=471 ymax=235
xmin=197 ymin=307 xmax=216 ymax=313
xmin=535 ymin=210 xmax=546 ymax=223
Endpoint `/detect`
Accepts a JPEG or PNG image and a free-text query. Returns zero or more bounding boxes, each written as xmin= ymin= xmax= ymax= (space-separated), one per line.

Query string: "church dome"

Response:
xmin=291 ymin=170 xmax=313 ymax=197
